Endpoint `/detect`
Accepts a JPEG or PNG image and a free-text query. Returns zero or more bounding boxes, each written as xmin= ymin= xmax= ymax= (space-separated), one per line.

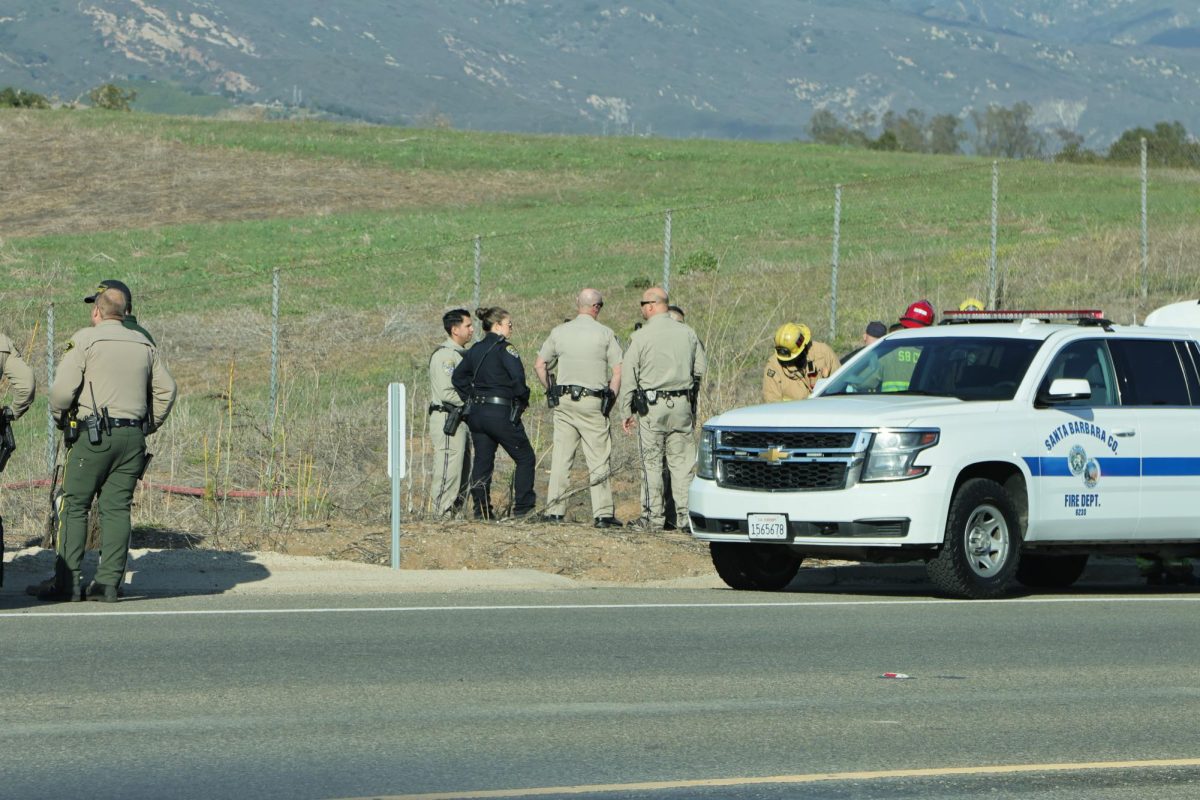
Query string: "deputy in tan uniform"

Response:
xmin=0 ymin=332 xmax=36 ymax=422
xmin=534 ymin=288 xmax=623 ymax=527
xmin=37 ymin=286 xmax=176 ymax=602
xmin=428 ymin=308 xmax=474 ymax=517
xmin=762 ymin=322 xmax=840 ymax=402
xmin=619 ymin=287 xmax=706 ymax=531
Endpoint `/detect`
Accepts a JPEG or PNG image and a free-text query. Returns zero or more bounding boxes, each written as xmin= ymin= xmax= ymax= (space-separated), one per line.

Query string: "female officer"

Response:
xmin=451 ymin=307 xmax=536 ymax=519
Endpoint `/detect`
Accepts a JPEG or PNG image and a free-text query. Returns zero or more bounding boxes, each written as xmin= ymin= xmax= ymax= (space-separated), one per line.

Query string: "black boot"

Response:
xmin=34 ymin=577 xmax=83 ymax=603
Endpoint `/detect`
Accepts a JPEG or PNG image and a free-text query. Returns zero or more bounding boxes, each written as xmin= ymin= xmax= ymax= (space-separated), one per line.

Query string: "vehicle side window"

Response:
xmin=1037 ymin=340 xmax=1117 ymax=407
xmin=1178 ymin=342 xmax=1200 ymax=405
xmin=1108 ymin=339 xmax=1191 ymax=406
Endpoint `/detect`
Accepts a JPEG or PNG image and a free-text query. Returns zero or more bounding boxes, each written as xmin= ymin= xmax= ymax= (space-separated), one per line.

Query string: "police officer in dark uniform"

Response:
xmin=452 ymin=307 xmax=536 ymax=519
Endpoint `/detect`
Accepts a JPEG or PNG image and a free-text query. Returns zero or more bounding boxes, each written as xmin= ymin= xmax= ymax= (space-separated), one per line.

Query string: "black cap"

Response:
xmin=84 ymin=279 xmax=132 ymax=308
xmin=865 ymin=320 xmax=887 ymax=338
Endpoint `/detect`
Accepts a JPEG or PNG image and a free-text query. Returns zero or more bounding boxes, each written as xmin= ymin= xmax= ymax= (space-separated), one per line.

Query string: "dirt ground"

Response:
xmin=4 ymin=516 xmax=718 ymax=584
xmin=287 ymin=518 xmax=717 ymax=583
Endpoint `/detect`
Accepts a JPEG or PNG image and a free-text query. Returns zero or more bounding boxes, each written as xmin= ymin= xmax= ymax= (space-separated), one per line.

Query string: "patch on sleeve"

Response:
xmin=506 ymin=345 xmax=520 ymax=359
xmin=766 ymin=368 xmax=775 ymax=377
xmin=63 ymin=340 xmax=75 ymax=353
xmin=444 ymin=362 xmax=455 ymax=376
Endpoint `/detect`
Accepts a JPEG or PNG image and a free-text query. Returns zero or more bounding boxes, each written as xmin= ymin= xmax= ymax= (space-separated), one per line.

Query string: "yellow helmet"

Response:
xmin=959 ymin=297 xmax=985 ymax=311
xmin=773 ymin=322 xmax=812 ymax=362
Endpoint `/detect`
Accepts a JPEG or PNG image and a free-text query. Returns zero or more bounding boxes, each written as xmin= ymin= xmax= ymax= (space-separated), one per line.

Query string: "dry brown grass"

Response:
xmin=0 ymin=111 xmax=577 ymax=238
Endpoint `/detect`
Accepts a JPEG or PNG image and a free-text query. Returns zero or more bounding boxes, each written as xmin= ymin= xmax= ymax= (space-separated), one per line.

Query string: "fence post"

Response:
xmin=1140 ymin=137 xmax=1149 ymax=300
xmin=45 ymin=302 xmax=55 ymax=473
xmin=829 ymin=185 xmax=841 ymax=342
xmin=269 ymin=266 xmax=280 ymax=440
xmin=473 ymin=235 xmax=482 ymax=340
xmin=663 ymin=209 xmax=672 ymax=295
xmin=988 ymin=161 xmax=999 ymax=309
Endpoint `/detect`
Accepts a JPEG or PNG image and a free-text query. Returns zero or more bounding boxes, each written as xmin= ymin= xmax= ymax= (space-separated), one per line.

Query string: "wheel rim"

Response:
xmin=963 ymin=503 xmax=1009 ymax=578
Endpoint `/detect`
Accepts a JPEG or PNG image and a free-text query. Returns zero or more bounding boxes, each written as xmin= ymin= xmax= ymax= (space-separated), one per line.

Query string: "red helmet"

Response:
xmin=900 ymin=300 xmax=934 ymax=328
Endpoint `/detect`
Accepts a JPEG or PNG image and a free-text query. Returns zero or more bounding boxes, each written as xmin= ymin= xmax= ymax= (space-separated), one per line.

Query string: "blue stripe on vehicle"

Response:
xmin=1096 ymin=458 xmax=1141 ymax=477
xmin=1142 ymin=457 xmax=1200 ymax=476
xmin=1023 ymin=457 xmax=1200 ymax=477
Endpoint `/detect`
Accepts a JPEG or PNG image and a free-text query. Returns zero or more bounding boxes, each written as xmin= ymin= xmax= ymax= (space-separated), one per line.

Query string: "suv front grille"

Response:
xmin=720 ymin=430 xmax=857 ymax=450
xmin=719 ymin=460 xmax=849 ymax=491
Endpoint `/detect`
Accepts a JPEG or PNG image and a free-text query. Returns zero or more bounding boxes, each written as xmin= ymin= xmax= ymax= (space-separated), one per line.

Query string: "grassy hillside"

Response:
xmin=1 ymin=109 xmax=1198 ymax=541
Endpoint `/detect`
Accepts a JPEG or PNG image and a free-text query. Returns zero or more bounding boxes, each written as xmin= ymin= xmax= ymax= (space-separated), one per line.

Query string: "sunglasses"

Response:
xmin=639 ymin=300 xmax=658 ymax=307
xmin=775 ymin=346 xmax=797 ymax=358
xmin=593 ymin=301 xmax=604 ymax=309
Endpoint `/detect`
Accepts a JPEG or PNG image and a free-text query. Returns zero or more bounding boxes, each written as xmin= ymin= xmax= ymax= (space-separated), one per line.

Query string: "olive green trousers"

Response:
xmin=56 ymin=426 xmax=145 ymax=588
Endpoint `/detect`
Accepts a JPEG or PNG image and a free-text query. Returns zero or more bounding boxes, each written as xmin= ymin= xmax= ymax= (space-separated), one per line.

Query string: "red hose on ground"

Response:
xmin=0 ymin=478 xmax=294 ymax=498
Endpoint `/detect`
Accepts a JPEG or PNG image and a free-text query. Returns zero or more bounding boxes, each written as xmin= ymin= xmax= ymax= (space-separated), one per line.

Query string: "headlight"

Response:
xmin=861 ymin=429 xmax=939 ymax=481
xmin=697 ymin=428 xmax=717 ymax=480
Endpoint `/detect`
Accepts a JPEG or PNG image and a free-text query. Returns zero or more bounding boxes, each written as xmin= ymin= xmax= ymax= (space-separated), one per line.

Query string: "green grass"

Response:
xmin=3 ymin=109 xmax=1199 ymax=532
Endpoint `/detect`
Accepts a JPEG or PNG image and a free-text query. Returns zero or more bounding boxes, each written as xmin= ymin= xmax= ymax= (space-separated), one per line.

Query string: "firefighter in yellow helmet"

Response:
xmin=959 ymin=297 xmax=985 ymax=312
xmin=763 ymin=322 xmax=841 ymax=402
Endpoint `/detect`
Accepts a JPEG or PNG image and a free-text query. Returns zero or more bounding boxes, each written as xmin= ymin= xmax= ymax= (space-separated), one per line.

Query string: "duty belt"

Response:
xmin=81 ymin=417 xmax=142 ymax=428
xmin=553 ymin=385 xmax=605 ymax=399
xmin=472 ymin=395 xmax=514 ymax=407
xmin=655 ymin=389 xmax=691 ymax=398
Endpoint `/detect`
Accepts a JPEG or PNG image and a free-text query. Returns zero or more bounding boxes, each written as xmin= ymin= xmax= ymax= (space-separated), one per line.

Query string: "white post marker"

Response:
xmin=387 ymin=383 xmax=407 ymax=570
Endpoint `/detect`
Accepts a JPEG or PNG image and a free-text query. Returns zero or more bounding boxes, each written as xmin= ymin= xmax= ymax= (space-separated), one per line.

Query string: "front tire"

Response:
xmin=710 ymin=542 xmax=803 ymax=591
xmin=1016 ymin=554 xmax=1089 ymax=589
xmin=927 ymin=478 xmax=1022 ymax=599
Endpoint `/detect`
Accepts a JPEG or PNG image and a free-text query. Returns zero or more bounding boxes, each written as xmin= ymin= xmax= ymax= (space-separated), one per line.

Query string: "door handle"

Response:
xmin=1112 ymin=428 xmax=1136 ymax=437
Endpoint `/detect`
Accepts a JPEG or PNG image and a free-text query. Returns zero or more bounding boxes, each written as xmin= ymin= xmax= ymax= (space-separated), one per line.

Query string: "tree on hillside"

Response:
xmin=89 ymin=83 xmax=137 ymax=111
xmin=1053 ymin=128 xmax=1102 ymax=164
xmin=970 ymin=102 xmax=1045 ymax=159
xmin=1107 ymin=121 xmax=1200 ymax=168
xmin=928 ymin=114 xmax=966 ymax=155
xmin=0 ymin=87 xmax=50 ymax=109
xmin=879 ymin=109 xmax=927 ymax=153
xmin=808 ymin=109 xmax=869 ymax=147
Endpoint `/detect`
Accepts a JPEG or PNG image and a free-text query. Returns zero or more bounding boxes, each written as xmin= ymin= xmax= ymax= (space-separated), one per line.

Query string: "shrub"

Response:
xmin=0 ymin=87 xmax=50 ymax=109
xmin=679 ymin=250 xmax=718 ymax=275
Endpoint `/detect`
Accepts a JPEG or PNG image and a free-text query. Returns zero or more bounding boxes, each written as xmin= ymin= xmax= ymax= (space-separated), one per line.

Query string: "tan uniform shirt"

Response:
xmin=429 ymin=338 xmax=467 ymax=407
xmin=50 ymin=319 xmax=177 ymax=429
xmin=0 ymin=333 xmax=35 ymax=419
xmin=762 ymin=341 xmax=841 ymax=402
xmin=618 ymin=313 xmax=706 ymax=415
xmin=537 ymin=314 xmax=622 ymax=390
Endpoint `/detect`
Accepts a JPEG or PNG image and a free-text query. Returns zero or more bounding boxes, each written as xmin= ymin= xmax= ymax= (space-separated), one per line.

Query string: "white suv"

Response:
xmin=689 ymin=308 xmax=1200 ymax=598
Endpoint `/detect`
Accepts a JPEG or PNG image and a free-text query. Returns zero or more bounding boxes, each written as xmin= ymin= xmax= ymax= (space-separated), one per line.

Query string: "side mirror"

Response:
xmin=1037 ymin=377 xmax=1092 ymax=406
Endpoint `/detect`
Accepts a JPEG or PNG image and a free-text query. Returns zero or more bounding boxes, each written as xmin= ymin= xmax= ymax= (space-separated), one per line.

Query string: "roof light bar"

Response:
xmin=942 ymin=309 xmax=1104 ymax=323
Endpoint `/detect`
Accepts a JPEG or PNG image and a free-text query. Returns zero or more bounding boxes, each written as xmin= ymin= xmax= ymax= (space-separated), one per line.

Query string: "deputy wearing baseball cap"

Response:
xmin=85 ymin=279 xmax=154 ymax=345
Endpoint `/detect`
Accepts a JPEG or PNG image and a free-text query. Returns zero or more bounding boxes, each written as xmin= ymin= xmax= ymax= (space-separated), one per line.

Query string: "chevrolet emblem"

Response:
xmin=759 ymin=446 xmax=789 ymax=464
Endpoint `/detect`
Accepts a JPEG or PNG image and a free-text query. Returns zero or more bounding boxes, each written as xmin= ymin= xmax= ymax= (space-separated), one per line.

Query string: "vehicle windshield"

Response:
xmin=822 ymin=336 xmax=1043 ymax=400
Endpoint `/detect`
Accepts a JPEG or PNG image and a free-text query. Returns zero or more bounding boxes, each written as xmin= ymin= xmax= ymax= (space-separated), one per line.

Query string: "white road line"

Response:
xmin=332 ymin=758 xmax=1200 ymax=799
xmin=2 ymin=594 xmax=1200 ymax=619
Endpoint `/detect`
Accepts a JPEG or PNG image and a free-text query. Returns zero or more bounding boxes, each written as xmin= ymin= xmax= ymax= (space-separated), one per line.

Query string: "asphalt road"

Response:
xmin=3 ymin=586 xmax=1200 ymax=799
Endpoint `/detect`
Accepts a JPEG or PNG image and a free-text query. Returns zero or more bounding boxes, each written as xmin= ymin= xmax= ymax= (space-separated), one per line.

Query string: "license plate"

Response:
xmin=747 ymin=513 xmax=789 ymax=540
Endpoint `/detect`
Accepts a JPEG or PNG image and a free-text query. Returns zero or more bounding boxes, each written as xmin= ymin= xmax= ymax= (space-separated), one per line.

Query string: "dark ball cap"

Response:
xmin=865 ymin=320 xmax=887 ymax=338
xmin=84 ymin=279 xmax=132 ymax=307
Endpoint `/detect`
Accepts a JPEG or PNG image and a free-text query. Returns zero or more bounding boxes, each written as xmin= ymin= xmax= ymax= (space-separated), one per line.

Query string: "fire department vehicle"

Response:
xmin=688 ymin=304 xmax=1200 ymax=598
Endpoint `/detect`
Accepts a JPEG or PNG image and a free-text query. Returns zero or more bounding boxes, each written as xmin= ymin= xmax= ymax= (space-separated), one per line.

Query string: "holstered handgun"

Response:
xmin=631 ymin=388 xmax=650 ymax=417
xmin=547 ymin=373 xmax=559 ymax=409
xmin=0 ymin=407 xmax=14 ymax=474
xmin=442 ymin=403 xmax=466 ymax=436
xmin=509 ymin=399 xmax=525 ymax=426
xmin=599 ymin=388 xmax=616 ymax=418
xmin=689 ymin=378 xmax=701 ymax=419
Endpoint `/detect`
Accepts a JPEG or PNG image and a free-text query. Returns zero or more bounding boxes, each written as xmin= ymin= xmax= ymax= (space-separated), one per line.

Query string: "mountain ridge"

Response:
xmin=2 ymin=1 xmax=1199 ymax=146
